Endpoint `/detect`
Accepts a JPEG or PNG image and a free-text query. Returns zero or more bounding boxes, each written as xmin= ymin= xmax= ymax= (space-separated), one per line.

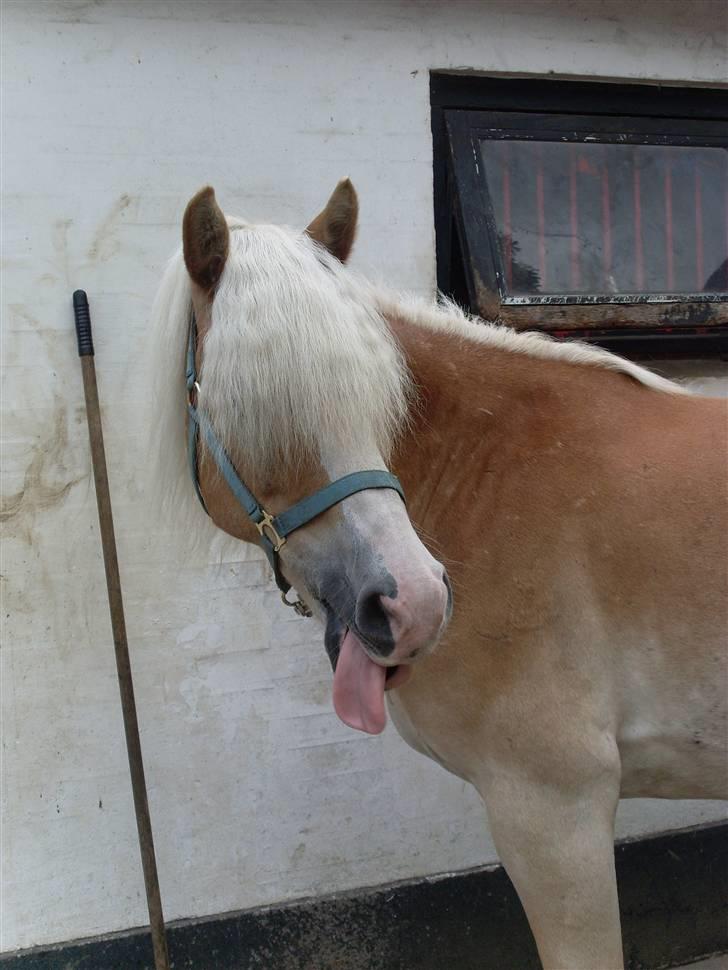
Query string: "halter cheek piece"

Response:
xmin=186 ymin=316 xmax=406 ymax=617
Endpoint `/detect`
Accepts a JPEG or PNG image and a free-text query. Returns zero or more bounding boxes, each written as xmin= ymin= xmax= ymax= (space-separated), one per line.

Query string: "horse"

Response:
xmin=150 ymin=180 xmax=728 ymax=970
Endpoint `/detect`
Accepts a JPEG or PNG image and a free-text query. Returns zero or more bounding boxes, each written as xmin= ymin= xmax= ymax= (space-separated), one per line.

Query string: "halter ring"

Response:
xmin=256 ymin=511 xmax=286 ymax=553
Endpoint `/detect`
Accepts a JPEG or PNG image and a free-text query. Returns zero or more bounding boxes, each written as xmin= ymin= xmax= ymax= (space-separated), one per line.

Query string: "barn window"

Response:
xmin=432 ymin=76 xmax=728 ymax=357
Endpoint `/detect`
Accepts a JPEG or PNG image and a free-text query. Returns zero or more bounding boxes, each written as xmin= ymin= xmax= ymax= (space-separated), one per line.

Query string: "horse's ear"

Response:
xmin=305 ymin=178 xmax=358 ymax=263
xmin=183 ymin=186 xmax=230 ymax=290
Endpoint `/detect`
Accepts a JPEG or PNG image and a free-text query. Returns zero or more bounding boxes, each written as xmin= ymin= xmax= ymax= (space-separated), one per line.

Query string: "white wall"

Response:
xmin=2 ymin=0 xmax=726 ymax=952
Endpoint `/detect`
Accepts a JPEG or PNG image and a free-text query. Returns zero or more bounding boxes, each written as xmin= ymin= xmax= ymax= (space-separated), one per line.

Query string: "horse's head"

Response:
xmin=174 ymin=182 xmax=451 ymax=733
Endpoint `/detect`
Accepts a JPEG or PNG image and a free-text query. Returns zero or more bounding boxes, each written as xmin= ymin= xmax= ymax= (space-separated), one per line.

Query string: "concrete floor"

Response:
xmin=678 ymin=957 xmax=728 ymax=969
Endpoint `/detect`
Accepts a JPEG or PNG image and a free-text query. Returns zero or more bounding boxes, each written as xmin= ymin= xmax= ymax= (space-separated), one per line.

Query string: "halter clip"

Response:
xmin=282 ymin=589 xmax=313 ymax=617
xmin=255 ymin=511 xmax=286 ymax=553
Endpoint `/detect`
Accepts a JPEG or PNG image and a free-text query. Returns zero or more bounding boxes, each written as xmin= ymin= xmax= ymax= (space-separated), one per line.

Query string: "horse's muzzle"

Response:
xmin=354 ymin=568 xmax=451 ymax=663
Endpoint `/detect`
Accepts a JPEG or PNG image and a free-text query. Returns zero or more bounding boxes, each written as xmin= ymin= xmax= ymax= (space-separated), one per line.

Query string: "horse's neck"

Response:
xmin=385 ymin=312 xmax=645 ymax=574
xmin=388 ymin=314 xmax=518 ymax=547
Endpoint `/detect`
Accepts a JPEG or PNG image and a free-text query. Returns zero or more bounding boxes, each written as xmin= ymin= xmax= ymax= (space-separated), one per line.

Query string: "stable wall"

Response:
xmin=2 ymin=0 xmax=726 ymax=952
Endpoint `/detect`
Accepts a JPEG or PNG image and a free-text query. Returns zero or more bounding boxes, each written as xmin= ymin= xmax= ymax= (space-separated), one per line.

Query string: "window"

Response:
xmin=433 ymin=75 xmax=728 ymax=356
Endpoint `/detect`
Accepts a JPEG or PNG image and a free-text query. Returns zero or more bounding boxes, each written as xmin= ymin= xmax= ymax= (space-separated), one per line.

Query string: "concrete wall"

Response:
xmin=2 ymin=0 xmax=726 ymax=952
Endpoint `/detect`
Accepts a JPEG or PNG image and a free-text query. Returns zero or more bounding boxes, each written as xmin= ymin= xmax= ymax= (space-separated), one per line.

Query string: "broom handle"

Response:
xmin=73 ymin=290 xmax=170 ymax=970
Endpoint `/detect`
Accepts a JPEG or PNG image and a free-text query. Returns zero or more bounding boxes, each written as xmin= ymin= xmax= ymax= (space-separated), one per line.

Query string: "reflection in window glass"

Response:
xmin=479 ymin=140 xmax=728 ymax=297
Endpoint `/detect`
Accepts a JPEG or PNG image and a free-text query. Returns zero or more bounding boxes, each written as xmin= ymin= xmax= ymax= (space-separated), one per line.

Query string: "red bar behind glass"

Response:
xmin=664 ymin=162 xmax=674 ymax=291
xmin=601 ymin=157 xmax=612 ymax=285
xmin=570 ymin=148 xmax=580 ymax=290
xmin=695 ymin=166 xmax=704 ymax=289
xmin=536 ymin=149 xmax=546 ymax=290
xmin=633 ymin=155 xmax=644 ymax=291
xmin=502 ymin=145 xmax=512 ymax=290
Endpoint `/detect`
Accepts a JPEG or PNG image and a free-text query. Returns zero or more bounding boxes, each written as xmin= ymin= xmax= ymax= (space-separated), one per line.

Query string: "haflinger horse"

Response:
xmin=150 ymin=180 xmax=727 ymax=970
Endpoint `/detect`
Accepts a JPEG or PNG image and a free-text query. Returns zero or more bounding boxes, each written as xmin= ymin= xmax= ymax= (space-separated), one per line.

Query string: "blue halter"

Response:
xmin=186 ymin=316 xmax=406 ymax=616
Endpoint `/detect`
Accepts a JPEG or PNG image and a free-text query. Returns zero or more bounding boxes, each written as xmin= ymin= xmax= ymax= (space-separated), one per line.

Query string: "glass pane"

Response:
xmin=479 ymin=139 xmax=728 ymax=297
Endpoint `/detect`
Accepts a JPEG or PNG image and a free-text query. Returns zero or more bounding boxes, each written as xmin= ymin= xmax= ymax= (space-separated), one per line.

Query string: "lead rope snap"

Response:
xmin=281 ymin=589 xmax=313 ymax=617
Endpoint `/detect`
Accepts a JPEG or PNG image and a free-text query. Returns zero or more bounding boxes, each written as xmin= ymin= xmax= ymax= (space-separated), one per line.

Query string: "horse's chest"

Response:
xmin=386 ymin=691 xmax=471 ymax=780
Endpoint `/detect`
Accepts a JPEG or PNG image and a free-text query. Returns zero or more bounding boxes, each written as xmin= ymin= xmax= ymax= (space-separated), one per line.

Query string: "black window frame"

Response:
xmin=432 ymin=74 xmax=728 ymax=357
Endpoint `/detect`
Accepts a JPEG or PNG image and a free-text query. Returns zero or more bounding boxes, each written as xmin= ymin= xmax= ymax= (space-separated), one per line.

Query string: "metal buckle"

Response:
xmin=255 ymin=510 xmax=286 ymax=553
xmin=281 ymin=589 xmax=313 ymax=617
xmin=188 ymin=380 xmax=201 ymax=406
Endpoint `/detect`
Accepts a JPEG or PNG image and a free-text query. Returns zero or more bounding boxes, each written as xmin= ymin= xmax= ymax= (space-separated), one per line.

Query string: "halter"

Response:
xmin=186 ymin=315 xmax=405 ymax=616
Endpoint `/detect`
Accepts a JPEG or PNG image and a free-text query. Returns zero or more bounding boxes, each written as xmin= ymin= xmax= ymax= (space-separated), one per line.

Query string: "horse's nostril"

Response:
xmin=355 ymin=586 xmax=396 ymax=657
xmin=441 ymin=570 xmax=453 ymax=610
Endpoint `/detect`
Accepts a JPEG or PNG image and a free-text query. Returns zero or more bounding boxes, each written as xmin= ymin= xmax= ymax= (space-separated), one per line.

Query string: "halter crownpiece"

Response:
xmin=185 ymin=315 xmax=406 ymax=616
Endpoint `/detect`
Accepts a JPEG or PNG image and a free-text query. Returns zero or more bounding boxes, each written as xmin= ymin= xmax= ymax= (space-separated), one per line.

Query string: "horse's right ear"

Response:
xmin=183 ymin=186 xmax=230 ymax=290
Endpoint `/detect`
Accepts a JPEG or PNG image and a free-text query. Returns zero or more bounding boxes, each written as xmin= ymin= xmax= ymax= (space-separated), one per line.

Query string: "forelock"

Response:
xmin=197 ymin=223 xmax=411 ymax=483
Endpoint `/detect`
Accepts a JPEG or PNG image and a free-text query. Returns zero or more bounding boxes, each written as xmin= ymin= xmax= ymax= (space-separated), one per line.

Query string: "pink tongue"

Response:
xmin=332 ymin=629 xmax=387 ymax=734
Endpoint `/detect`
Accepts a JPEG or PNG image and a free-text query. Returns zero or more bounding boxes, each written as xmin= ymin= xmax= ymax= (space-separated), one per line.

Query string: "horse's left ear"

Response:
xmin=305 ymin=178 xmax=358 ymax=263
xmin=183 ymin=186 xmax=230 ymax=290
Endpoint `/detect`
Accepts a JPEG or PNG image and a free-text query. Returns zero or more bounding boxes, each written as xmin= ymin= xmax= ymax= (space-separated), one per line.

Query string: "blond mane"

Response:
xmin=373 ymin=291 xmax=688 ymax=397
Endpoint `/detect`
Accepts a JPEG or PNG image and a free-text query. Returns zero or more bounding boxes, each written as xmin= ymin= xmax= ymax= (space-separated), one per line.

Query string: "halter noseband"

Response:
xmin=186 ymin=315 xmax=405 ymax=616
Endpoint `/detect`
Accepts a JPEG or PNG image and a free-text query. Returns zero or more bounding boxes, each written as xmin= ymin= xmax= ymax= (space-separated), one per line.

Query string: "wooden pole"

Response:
xmin=73 ymin=290 xmax=170 ymax=970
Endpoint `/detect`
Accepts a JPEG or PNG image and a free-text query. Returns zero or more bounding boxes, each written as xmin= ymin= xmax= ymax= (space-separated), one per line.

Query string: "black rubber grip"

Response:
xmin=73 ymin=290 xmax=94 ymax=357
